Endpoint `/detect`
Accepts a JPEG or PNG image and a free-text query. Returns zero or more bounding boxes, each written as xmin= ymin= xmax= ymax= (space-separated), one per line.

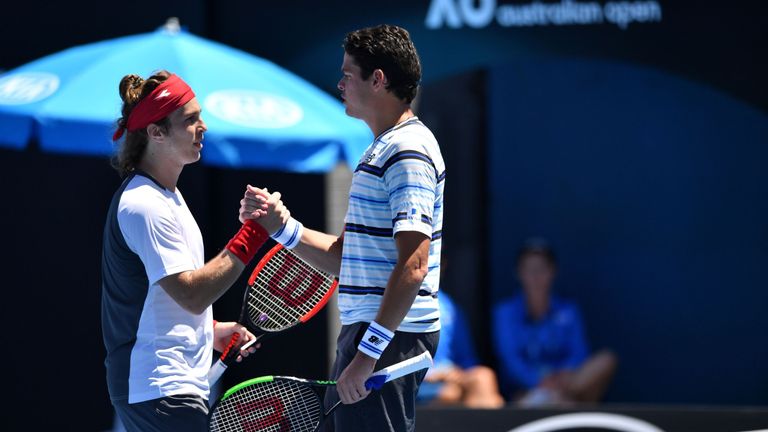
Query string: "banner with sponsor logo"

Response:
xmin=418 ymin=406 xmax=768 ymax=432
xmin=425 ymin=0 xmax=662 ymax=30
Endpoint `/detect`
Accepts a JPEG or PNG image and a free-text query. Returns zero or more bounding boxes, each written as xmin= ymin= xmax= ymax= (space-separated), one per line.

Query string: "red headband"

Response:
xmin=112 ymin=74 xmax=195 ymax=141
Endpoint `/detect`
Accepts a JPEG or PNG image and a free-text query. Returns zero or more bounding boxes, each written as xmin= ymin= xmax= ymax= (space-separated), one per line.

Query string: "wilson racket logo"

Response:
xmin=236 ymin=397 xmax=290 ymax=431
xmin=268 ymin=255 xmax=325 ymax=307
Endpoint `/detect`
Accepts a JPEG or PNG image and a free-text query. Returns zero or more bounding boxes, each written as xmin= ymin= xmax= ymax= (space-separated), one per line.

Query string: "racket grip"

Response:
xmin=208 ymin=360 xmax=228 ymax=386
xmin=208 ymin=332 xmax=240 ymax=385
xmin=364 ymin=351 xmax=434 ymax=390
xmin=365 ymin=374 xmax=387 ymax=390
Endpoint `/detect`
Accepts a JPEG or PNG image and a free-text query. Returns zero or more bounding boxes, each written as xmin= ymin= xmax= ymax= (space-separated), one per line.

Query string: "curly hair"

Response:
xmin=343 ymin=24 xmax=421 ymax=103
xmin=111 ymin=70 xmax=172 ymax=177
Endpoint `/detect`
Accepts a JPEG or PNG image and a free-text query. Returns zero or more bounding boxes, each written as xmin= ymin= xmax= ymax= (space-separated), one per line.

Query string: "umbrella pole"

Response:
xmin=324 ymin=162 xmax=352 ymax=373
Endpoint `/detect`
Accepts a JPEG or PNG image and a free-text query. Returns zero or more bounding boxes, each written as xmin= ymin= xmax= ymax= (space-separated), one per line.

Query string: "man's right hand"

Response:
xmin=240 ymin=185 xmax=290 ymax=235
xmin=239 ymin=185 xmax=268 ymax=223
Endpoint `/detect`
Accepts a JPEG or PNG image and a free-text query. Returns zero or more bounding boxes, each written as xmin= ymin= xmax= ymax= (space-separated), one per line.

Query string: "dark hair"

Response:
xmin=111 ymin=70 xmax=172 ymax=177
xmin=343 ymin=24 xmax=421 ymax=103
xmin=516 ymin=238 xmax=557 ymax=268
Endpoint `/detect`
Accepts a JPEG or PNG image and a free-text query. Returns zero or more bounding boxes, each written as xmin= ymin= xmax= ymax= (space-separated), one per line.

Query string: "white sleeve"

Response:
xmin=118 ymin=197 xmax=196 ymax=286
xmin=382 ymin=142 xmax=438 ymax=239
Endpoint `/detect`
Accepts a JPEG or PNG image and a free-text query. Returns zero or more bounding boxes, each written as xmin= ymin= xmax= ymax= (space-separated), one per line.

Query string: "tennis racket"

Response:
xmin=209 ymin=243 xmax=338 ymax=386
xmin=209 ymin=351 xmax=434 ymax=432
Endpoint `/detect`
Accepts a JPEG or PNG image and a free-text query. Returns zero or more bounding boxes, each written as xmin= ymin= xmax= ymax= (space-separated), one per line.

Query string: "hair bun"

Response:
xmin=118 ymin=74 xmax=145 ymax=104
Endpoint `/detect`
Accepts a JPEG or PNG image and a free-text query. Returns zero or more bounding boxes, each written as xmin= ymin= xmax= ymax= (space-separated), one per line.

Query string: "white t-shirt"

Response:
xmin=114 ymin=174 xmax=212 ymax=403
xmin=338 ymin=117 xmax=445 ymax=333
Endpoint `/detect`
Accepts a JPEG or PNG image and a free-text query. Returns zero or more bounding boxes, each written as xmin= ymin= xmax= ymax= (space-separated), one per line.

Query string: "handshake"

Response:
xmin=226 ymin=184 xmax=304 ymax=266
xmin=239 ymin=185 xmax=289 ymax=235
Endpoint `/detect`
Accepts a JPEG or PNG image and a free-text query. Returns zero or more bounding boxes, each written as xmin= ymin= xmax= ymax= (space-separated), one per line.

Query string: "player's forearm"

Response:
xmin=374 ymin=260 xmax=428 ymax=331
xmin=161 ymin=250 xmax=245 ymax=314
xmin=292 ymin=228 xmax=344 ymax=275
xmin=372 ymin=232 xmax=431 ymax=331
xmin=353 ymin=261 xmax=424 ymax=363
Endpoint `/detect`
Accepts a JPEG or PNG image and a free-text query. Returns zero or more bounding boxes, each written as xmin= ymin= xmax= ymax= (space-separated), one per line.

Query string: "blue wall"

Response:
xmin=488 ymin=57 xmax=768 ymax=405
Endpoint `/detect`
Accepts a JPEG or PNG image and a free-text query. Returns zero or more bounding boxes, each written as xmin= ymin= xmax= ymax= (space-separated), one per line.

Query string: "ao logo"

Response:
xmin=507 ymin=413 xmax=665 ymax=432
xmin=426 ymin=0 xmax=496 ymax=28
xmin=0 ymin=72 xmax=59 ymax=105
xmin=204 ymin=90 xmax=303 ymax=129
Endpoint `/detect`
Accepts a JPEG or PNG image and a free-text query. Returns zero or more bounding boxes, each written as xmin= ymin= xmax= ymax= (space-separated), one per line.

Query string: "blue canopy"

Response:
xmin=0 ymin=20 xmax=372 ymax=172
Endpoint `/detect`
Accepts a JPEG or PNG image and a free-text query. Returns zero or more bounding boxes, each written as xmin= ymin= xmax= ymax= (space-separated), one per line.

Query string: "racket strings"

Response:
xmin=262 ymin=251 xmax=330 ymax=303
xmin=263 ymin=255 xmax=333 ymax=313
xmin=247 ymin=249 xmax=335 ymax=331
xmin=210 ymin=379 xmax=322 ymax=432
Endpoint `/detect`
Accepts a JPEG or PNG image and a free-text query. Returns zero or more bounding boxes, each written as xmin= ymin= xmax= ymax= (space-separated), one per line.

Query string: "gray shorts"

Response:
xmin=113 ymin=394 xmax=209 ymax=432
xmin=322 ymin=322 xmax=440 ymax=432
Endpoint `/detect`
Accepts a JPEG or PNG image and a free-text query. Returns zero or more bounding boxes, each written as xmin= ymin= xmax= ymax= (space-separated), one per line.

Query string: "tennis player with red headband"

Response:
xmin=101 ymin=70 xmax=292 ymax=432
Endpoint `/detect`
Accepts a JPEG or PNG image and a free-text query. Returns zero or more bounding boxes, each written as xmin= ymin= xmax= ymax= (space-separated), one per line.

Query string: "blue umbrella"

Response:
xmin=0 ymin=19 xmax=372 ymax=172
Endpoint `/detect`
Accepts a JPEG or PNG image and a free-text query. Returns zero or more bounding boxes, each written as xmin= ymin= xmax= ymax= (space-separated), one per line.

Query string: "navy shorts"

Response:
xmin=113 ymin=394 xmax=209 ymax=432
xmin=322 ymin=322 xmax=439 ymax=432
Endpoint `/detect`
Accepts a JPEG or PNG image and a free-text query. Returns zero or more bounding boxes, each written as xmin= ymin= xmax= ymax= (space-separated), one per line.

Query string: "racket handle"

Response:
xmin=208 ymin=332 xmax=240 ymax=386
xmin=208 ymin=360 xmax=228 ymax=386
xmin=365 ymin=351 xmax=434 ymax=390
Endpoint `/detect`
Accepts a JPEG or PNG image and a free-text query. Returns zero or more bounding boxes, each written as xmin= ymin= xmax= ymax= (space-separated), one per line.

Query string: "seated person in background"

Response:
xmin=492 ymin=239 xmax=617 ymax=407
xmin=418 ymin=291 xmax=505 ymax=408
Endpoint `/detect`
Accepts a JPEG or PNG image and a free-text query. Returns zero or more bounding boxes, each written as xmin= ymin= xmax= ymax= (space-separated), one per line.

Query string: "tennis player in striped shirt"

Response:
xmin=240 ymin=24 xmax=444 ymax=432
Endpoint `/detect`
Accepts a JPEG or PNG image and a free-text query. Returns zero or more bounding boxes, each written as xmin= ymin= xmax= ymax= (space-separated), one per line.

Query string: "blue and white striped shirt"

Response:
xmin=339 ymin=117 xmax=445 ymax=333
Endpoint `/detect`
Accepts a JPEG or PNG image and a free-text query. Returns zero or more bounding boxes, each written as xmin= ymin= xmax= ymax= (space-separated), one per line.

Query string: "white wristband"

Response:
xmin=271 ymin=217 xmax=304 ymax=249
xmin=358 ymin=321 xmax=395 ymax=360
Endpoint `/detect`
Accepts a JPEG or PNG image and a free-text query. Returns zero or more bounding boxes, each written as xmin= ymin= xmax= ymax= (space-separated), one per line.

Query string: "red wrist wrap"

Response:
xmin=226 ymin=220 xmax=269 ymax=265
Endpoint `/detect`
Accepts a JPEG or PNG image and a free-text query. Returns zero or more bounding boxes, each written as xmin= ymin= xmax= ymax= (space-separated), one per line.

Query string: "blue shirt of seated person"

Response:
xmin=492 ymin=294 xmax=588 ymax=394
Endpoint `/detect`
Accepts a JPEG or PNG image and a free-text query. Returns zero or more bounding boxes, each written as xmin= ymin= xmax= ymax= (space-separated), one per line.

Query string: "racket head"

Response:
xmin=209 ymin=376 xmax=326 ymax=432
xmin=242 ymin=243 xmax=338 ymax=334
